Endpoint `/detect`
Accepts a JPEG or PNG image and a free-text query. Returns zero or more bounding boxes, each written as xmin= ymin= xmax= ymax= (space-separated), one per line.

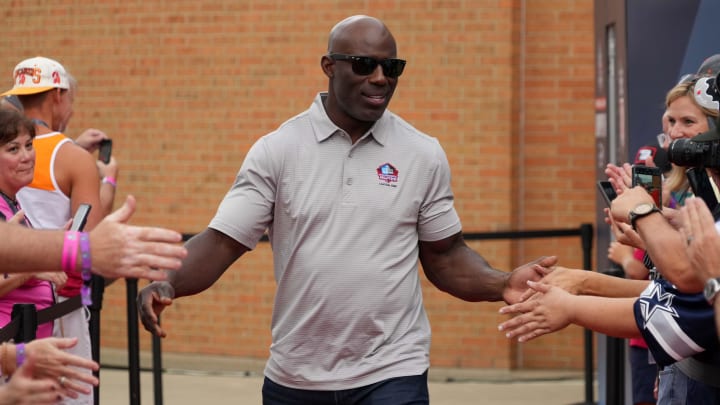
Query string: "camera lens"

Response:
xmin=668 ymin=138 xmax=720 ymax=168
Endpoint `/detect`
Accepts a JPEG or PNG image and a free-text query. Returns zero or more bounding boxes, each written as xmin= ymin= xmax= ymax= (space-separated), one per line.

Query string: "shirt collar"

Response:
xmin=309 ymin=92 xmax=389 ymax=146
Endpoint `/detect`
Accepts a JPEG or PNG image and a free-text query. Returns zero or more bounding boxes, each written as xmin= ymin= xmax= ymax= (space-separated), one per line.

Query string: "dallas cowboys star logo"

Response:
xmin=638 ymin=283 xmax=678 ymax=329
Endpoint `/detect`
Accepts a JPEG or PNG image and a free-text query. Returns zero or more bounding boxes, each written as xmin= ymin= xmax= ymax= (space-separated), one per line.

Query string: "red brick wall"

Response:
xmin=1 ymin=0 xmax=595 ymax=370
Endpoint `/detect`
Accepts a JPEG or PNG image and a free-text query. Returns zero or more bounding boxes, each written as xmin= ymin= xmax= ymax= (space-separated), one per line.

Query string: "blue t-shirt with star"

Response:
xmin=634 ymin=279 xmax=719 ymax=368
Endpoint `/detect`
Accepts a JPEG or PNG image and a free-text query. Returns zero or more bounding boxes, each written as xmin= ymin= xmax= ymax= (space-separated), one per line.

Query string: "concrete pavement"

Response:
xmin=98 ymin=349 xmax=597 ymax=405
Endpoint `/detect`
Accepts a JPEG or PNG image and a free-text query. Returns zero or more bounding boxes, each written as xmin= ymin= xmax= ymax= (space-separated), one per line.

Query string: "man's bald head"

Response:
xmin=327 ymin=15 xmax=396 ymax=55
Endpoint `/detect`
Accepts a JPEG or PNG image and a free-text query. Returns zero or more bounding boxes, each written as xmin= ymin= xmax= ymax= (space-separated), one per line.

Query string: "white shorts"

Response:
xmin=53 ymin=297 xmax=93 ymax=405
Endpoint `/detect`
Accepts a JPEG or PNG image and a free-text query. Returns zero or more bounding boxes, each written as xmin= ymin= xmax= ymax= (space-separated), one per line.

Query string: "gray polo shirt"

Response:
xmin=209 ymin=93 xmax=461 ymax=390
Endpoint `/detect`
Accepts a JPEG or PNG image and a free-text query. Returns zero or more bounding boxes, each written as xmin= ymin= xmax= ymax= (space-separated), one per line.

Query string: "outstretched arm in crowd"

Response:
xmin=516 ymin=265 xmax=649 ymax=303
xmin=0 ymin=195 xmax=186 ymax=279
xmin=418 ymin=232 xmax=557 ymax=304
xmin=498 ymin=281 xmax=640 ymax=342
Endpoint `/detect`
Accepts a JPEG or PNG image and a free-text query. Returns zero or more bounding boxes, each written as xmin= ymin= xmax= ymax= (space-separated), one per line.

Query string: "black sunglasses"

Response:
xmin=329 ymin=54 xmax=406 ymax=78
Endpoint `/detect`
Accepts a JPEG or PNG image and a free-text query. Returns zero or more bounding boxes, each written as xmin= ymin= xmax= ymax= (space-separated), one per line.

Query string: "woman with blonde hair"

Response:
xmin=662 ymin=75 xmax=720 ymax=205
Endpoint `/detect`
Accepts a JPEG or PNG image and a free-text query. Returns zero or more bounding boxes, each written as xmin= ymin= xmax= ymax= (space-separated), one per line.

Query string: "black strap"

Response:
xmin=37 ymin=295 xmax=83 ymax=325
xmin=0 ymin=295 xmax=84 ymax=343
xmin=675 ymin=357 xmax=720 ymax=388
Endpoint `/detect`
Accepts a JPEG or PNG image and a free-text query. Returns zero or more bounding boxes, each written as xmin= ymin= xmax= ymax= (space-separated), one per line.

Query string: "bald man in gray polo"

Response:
xmin=209 ymin=93 xmax=461 ymax=389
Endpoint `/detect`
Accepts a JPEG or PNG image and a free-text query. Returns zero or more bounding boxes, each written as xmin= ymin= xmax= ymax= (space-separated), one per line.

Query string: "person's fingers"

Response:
xmin=44 ymin=337 xmax=79 ymax=351
xmin=25 ymin=383 xmax=63 ymax=404
xmin=60 ymin=354 xmax=100 ymax=376
xmin=498 ymin=300 xmax=535 ymax=316
xmin=681 ymin=201 xmax=693 ymax=241
xmin=537 ymin=255 xmax=558 ymax=268
xmin=532 ymin=264 xmax=553 ymax=276
xmin=503 ymin=319 xmax=538 ymax=339
xmin=526 ymin=280 xmax=551 ymax=294
xmin=517 ymin=327 xmax=551 ymax=343
xmin=691 ymin=198 xmax=712 ymax=236
xmin=138 ymin=290 xmax=168 ymax=337
xmin=59 ymin=375 xmax=94 ymax=395
xmin=7 ymin=209 xmax=25 ymax=225
xmin=12 ymin=360 xmax=63 ymax=404
xmin=133 ymin=227 xmax=185 ymax=244
xmin=517 ymin=288 xmax=539 ymax=303
xmin=105 ymin=194 xmax=136 ymax=224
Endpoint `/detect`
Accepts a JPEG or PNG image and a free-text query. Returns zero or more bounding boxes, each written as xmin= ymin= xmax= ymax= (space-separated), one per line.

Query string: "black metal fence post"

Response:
xmin=126 ymin=278 xmax=141 ymax=405
xmin=580 ymin=223 xmax=596 ymax=405
xmin=89 ymin=275 xmax=106 ymax=405
xmin=11 ymin=303 xmax=37 ymax=343
xmin=152 ymin=320 xmax=163 ymax=405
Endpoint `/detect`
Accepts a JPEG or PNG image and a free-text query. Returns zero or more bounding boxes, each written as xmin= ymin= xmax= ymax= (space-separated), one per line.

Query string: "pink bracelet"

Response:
xmin=102 ymin=176 xmax=117 ymax=188
xmin=62 ymin=231 xmax=80 ymax=273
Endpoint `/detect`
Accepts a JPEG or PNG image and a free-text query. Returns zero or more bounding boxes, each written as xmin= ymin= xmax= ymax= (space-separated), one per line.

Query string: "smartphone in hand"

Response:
xmin=596 ymin=180 xmax=617 ymax=207
xmin=70 ymin=204 xmax=92 ymax=232
xmin=98 ymin=139 xmax=112 ymax=164
xmin=631 ymin=165 xmax=662 ymax=207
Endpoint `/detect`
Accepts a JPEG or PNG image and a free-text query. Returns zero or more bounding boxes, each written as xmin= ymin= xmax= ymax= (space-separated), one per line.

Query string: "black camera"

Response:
xmin=667 ymin=138 xmax=720 ymax=168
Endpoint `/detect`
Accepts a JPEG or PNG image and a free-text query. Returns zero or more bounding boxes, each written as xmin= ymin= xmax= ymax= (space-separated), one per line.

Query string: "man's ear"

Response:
xmin=51 ymin=88 xmax=63 ymax=103
xmin=320 ymin=55 xmax=334 ymax=78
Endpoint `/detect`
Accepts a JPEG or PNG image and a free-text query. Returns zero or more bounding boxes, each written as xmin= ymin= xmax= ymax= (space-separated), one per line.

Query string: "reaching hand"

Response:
xmin=607 ymin=241 xmax=634 ymax=267
xmin=25 ymin=338 xmax=99 ymax=397
xmin=503 ymin=256 xmax=557 ymax=304
xmin=74 ymin=129 xmax=108 ymax=153
xmin=0 ymin=358 xmax=63 ymax=405
xmin=682 ymin=197 xmax=720 ymax=284
xmin=137 ymin=282 xmax=176 ymax=338
xmin=498 ymin=281 xmax=573 ymax=342
xmin=96 ymin=156 xmax=118 ymax=179
xmin=603 ymin=207 xmax=645 ymax=250
xmin=33 ymin=272 xmax=68 ymax=290
xmin=88 ymin=195 xmax=187 ymax=280
xmin=605 ymin=163 xmax=632 ymax=193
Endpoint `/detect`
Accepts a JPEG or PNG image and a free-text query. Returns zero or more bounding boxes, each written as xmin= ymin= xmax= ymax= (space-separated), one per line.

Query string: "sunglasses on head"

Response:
xmin=329 ymin=54 xmax=406 ymax=78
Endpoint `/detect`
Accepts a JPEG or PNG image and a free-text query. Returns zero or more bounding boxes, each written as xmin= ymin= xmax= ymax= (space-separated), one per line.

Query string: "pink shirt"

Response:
xmin=0 ymin=279 xmax=54 ymax=338
xmin=0 ymin=195 xmax=54 ymax=338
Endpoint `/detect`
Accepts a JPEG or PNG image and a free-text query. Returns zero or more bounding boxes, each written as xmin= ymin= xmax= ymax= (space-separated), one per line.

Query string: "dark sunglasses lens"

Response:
xmin=381 ymin=60 xmax=405 ymax=78
xmin=346 ymin=56 xmax=405 ymax=78
xmin=351 ymin=57 xmax=379 ymax=76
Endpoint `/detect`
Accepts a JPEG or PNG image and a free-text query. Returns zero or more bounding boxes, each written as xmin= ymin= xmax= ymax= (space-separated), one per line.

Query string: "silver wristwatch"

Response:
xmin=704 ymin=277 xmax=720 ymax=305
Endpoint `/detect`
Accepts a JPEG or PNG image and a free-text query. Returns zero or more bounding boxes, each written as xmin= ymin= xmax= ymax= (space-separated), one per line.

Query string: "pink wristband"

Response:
xmin=62 ymin=231 xmax=80 ymax=273
xmin=102 ymin=176 xmax=117 ymax=187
